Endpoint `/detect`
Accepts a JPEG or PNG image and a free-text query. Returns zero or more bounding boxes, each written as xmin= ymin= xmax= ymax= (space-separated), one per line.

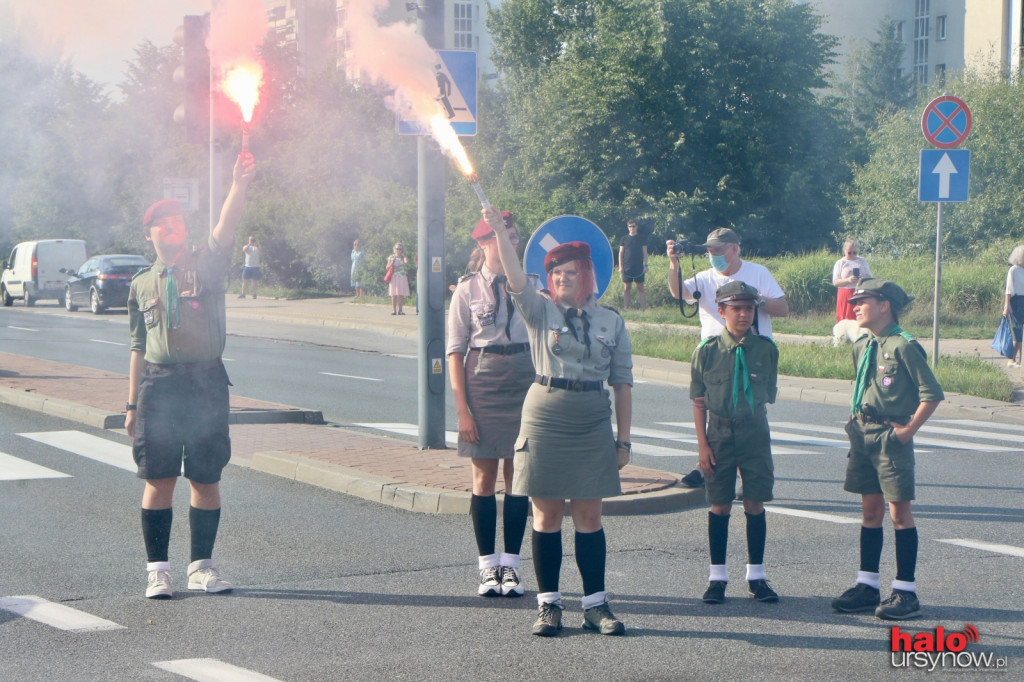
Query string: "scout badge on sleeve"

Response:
xmin=523 ymin=215 xmax=614 ymax=299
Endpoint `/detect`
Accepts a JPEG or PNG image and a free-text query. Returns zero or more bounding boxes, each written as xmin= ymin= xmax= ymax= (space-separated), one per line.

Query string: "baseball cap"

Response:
xmin=701 ymin=228 xmax=740 ymax=247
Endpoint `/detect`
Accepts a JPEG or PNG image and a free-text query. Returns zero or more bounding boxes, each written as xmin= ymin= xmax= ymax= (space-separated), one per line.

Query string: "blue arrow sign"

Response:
xmin=523 ymin=216 xmax=614 ymax=299
xmin=919 ymin=149 xmax=970 ymax=203
xmin=398 ymin=50 xmax=477 ymax=136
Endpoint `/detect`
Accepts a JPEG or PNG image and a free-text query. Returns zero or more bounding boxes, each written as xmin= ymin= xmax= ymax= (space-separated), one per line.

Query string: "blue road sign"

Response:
xmin=398 ymin=50 xmax=477 ymax=136
xmin=919 ymin=149 xmax=970 ymax=203
xmin=523 ymin=216 xmax=614 ymax=299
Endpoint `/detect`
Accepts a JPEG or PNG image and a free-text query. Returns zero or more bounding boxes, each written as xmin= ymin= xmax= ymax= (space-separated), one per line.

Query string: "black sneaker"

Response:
xmin=532 ymin=601 xmax=563 ymax=637
xmin=702 ymin=580 xmax=727 ymax=604
xmin=477 ymin=566 xmax=501 ymax=597
xmin=875 ymin=589 xmax=921 ymax=620
xmin=582 ymin=602 xmax=625 ymax=636
xmin=748 ymin=579 xmax=779 ymax=602
xmin=681 ymin=469 xmax=704 ymax=488
xmin=831 ymin=583 xmax=881 ymax=613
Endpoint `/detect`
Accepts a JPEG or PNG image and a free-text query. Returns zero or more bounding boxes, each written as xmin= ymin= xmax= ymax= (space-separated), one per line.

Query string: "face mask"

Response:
xmin=708 ymin=253 xmax=729 ymax=272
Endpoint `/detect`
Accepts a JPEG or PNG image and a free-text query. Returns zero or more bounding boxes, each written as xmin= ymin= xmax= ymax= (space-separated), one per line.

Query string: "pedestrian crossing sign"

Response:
xmin=398 ymin=50 xmax=477 ymax=136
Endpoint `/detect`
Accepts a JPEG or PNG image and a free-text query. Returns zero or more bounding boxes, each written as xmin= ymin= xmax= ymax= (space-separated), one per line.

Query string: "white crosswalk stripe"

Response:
xmin=19 ymin=431 xmax=136 ymax=471
xmin=0 ymin=452 xmax=71 ymax=481
xmin=935 ymin=539 xmax=1024 ymax=558
xmin=152 ymin=658 xmax=284 ymax=681
xmin=0 ymin=596 xmax=125 ymax=632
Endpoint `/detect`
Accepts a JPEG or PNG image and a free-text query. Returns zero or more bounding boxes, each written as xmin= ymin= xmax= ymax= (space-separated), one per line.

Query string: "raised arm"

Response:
xmin=486 ymin=207 xmax=527 ymax=293
xmin=211 ymin=153 xmax=256 ymax=250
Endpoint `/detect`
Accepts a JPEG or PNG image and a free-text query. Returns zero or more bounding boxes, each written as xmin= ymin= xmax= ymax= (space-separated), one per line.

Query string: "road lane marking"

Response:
xmin=935 ymin=539 xmax=1024 ymax=558
xmin=938 ymin=419 xmax=1024 ymax=434
xmin=152 ymin=659 xmax=284 ymax=681
xmin=320 ymin=372 xmax=383 ymax=382
xmin=0 ymin=596 xmax=125 ymax=632
xmin=7 ymin=326 xmax=39 ymax=332
xmin=0 ymin=452 xmax=71 ymax=480
xmin=19 ymin=431 xmax=136 ymax=472
xmin=651 ymin=423 xmax=822 ymax=455
xmin=89 ymin=338 xmax=127 ymax=346
xmin=765 ymin=506 xmax=862 ymax=524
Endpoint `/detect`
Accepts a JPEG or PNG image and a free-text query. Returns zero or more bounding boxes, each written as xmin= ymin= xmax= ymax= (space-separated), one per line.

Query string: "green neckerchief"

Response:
xmin=851 ymin=338 xmax=877 ymax=415
xmin=732 ymin=344 xmax=754 ymax=412
xmin=164 ymin=266 xmax=181 ymax=330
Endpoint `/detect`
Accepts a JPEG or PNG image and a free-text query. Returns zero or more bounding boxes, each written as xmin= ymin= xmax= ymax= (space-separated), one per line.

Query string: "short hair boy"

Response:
xmin=690 ymin=280 xmax=780 ymax=604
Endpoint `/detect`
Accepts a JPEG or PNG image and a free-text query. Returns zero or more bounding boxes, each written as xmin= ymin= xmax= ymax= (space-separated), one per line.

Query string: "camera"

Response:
xmin=671 ymin=238 xmax=703 ymax=256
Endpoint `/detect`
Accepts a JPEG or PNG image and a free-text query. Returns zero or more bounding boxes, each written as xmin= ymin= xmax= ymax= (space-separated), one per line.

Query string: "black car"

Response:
xmin=63 ymin=255 xmax=150 ymax=314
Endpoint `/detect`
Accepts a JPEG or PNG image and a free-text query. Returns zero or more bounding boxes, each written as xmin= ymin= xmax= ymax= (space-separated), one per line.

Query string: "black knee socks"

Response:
xmin=189 ymin=506 xmax=221 ymax=563
xmin=745 ymin=511 xmax=766 ymax=565
xmin=502 ymin=494 xmax=529 ymax=555
xmin=860 ymin=526 xmax=884 ymax=574
xmin=141 ymin=508 xmax=172 ymax=563
xmin=894 ymin=527 xmax=918 ymax=583
xmin=708 ymin=511 xmax=730 ymax=566
xmin=532 ymin=529 xmax=562 ymax=594
xmin=470 ymin=494 xmax=497 ymax=556
xmin=575 ymin=529 xmax=607 ymax=596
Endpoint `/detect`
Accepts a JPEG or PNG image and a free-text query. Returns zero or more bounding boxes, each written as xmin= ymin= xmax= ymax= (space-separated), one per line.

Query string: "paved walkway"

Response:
xmin=2 ymin=296 xmax=1022 ymax=515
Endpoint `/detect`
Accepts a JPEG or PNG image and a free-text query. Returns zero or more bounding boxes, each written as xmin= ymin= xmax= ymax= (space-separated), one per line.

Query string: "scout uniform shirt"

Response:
xmin=446 ymin=266 xmax=532 ymax=355
xmin=690 ymin=329 xmax=778 ymax=418
xmin=850 ymin=322 xmax=944 ymax=420
xmin=128 ymin=236 xmax=231 ymax=365
xmin=510 ymin=287 xmax=633 ymax=386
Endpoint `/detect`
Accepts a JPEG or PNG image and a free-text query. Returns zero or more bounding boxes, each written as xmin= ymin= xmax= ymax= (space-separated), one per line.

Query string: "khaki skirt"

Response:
xmin=459 ymin=349 xmax=535 ymax=458
xmin=512 ymin=384 xmax=621 ymax=499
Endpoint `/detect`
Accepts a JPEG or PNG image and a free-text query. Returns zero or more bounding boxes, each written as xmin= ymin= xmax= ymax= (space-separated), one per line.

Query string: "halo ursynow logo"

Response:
xmin=890 ymin=624 xmax=1008 ymax=671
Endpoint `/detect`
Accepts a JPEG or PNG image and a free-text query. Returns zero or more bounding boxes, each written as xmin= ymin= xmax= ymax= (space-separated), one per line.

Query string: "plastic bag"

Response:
xmin=991 ymin=316 xmax=1015 ymax=359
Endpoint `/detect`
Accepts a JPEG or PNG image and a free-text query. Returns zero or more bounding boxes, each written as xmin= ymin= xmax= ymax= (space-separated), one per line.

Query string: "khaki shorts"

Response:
xmin=843 ymin=419 xmax=915 ymax=501
xmin=704 ymin=414 xmax=774 ymax=505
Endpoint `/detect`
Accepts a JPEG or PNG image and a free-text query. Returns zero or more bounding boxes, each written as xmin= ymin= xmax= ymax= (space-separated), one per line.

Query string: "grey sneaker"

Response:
xmin=582 ymin=602 xmax=625 ymax=636
xmin=187 ymin=559 xmax=233 ymax=593
xmin=875 ymin=589 xmax=921 ymax=620
xmin=500 ymin=566 xmax=524 ymax=597
xmin=831 ymin=583 xmax=881 ymax=613
xmin=702 ymin=580 xmax=727 ymax=604
xmin=146 ymin=570 xmax=173 ymax=599
xmin=532 ymin=601 xmax=563 ymax=637
xmin=478 ymin=566 xmax=501 ymax=597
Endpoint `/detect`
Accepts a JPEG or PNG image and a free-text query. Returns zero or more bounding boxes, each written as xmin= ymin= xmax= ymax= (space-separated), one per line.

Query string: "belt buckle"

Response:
xmin=571 ymin=380 xmax=583 ymax=391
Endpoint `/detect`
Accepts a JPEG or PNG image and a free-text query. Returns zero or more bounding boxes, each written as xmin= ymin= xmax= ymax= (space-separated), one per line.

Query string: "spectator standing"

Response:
xmin=239 ymin=235 xmax=261 ymax=299
xmin=125 ymin=152 xmax=255 ymax=599
xmin=832 ymin=239 xmax=872 ymax=321
xmin=618 ymin=219 xmax=648 ymax=310
xmin=350 ymin=239 xmax=366 ymax=298
xmin=447 ymin=212 xmax=533 ymax=599
xmin=1002 ymin=245 xmax=1024 ymax=367
xmin=387 ymin=243 xmax=410 ymax=315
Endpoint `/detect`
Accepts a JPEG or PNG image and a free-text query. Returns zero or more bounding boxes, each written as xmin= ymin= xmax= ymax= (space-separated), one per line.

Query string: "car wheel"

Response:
xmin=24 ymin=290 xmax=34 ymax=307
xmin=65 ymin=287 xmax=78 ymax=312
xmin=1 ymin=286 xmax=11 ymax=307
xmin=90 ymin=289 xmax=105 ymax=314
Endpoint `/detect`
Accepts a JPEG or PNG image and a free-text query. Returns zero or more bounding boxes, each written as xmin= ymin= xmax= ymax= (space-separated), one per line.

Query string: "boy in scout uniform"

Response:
xmin=125 ymin=152 xmax=255 ymax=599
xmin=690 ymin=281 xmax=780 ymax=605
xmin=832 ymin=278 xmax=943 ymax=620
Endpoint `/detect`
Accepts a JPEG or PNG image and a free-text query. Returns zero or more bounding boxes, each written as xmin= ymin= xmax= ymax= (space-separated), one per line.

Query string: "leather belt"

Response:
xmin=708 ymin=409 xmax=766 ymax=428
xmin=146 ymin=359 xmax=223 ymax=373
xmin=469 ymin=343 xmax=529 ymax=356
xmin=534 ymin=375 xmax=604 ymax=392
xmin=853 ymin=413 xmax=910 ymax=425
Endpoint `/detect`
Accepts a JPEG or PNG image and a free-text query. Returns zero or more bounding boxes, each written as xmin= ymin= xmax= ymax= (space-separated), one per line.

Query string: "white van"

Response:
xmin=2 ymin=239 xmax=88 ymax=306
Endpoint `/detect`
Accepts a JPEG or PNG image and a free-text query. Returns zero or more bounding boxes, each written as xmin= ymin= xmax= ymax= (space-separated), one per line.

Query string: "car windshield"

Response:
xmin=103 ymin=257 xmax=149 ymax=272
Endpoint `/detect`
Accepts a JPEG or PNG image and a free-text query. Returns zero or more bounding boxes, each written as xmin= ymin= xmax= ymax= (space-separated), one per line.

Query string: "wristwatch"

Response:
xmin=125 ymin=403 xmax=137 ymax=411
xmin=615 ymin=440 xmax=631 ymax=452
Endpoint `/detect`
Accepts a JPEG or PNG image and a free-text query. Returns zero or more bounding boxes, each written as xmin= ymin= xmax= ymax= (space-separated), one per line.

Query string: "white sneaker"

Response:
xmin=187 ymin=559 xmax=234 ymax=593
xmin=146 ymin=570 xmax=173 ymax=599
xmin=501 ymin=565 xmax=524 ymax=597
xmin=478 ymin=566 xmax=501 ymax=597
xmin=1008 ymin=360 xmax=1020 ymax=368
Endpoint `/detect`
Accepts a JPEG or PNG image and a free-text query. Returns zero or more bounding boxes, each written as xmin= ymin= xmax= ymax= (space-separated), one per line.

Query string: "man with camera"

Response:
xmin=666 ymin=228 xmax=788 ymax=340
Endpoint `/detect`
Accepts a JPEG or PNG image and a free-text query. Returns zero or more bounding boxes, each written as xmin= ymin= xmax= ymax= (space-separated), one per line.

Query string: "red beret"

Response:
xmin=544 ymin=241 xmax=591 ymax=272
xmin=472 ymin=211 xmax=514 ymax=241
xmin=143 ymin=199 xmax=182 ymax=227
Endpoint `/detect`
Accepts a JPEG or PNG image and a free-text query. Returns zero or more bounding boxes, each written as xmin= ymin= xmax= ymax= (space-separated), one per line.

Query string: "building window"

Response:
xmin=914 ymin=0 xmax=929 ymax=83
xmin=454 ymin=2 xmax=473 ymax=49
xmin=894 ymin=20 xmax=904 ymax=42
xmin=936 ymin=15 xmax=946 ymax=40
xmin=935 ymin=63 xmax=946 ymax=84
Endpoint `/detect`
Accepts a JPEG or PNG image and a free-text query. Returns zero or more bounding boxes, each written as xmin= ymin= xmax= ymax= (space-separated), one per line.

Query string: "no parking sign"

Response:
xmin=523 ymin=216 xmax=614 ymax=299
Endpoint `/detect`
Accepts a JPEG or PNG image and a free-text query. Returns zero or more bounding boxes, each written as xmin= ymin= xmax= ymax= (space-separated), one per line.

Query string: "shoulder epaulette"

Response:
xmin=757 ymin=334 xmax=778 ymax=348
xmin=600 ymin=304 xmax=622 ymax=317
xmin=131 ymin=265 xmax=152 ymax=281
xmin=898 ymin=331 xmax=916 ymax=343
xmin=696 ymin=336 xmax=715 ymax=350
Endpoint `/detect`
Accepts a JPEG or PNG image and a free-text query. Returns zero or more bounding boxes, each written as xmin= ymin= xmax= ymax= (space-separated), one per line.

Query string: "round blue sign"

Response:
xmin=523 ymin=215 xmax=614 ymax=299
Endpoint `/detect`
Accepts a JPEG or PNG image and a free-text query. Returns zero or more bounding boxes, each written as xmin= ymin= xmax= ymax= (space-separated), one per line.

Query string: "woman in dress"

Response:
xmin=486 ymin=207 xmax=633 ymax=638
xmin=387 ymin=243 xmax=410 ymax=315
xmin=1003 ymin=245 xmax=1024 ymax=367
xmin=447 ymin=213 xmax=533 ymax=598
xmin=832 ymin=238 xmax=872 ymax=321
xmin=350 ymin=239 xmax=365 ymax=298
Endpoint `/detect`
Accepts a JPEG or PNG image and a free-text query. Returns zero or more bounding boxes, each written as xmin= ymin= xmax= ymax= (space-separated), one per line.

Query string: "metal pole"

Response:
xmin=931 ymin=202 xmax=943 ymax=368
xmin=417 ymin=0 xmax=446 ymax=449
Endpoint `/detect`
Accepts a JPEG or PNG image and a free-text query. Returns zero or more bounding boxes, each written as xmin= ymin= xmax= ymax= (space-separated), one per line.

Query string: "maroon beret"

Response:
xmin=544 ymin=241 xmax=591 ymax=272
xmin=143 ymin=199 xmax=182 ymax=227
xmin=472 ymin=211 xmax=514 ymax=240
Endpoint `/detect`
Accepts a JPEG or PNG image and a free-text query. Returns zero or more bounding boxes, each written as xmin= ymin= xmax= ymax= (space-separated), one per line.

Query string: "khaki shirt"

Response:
xmin=510 ymin=287 xmax=633 ymax=385
xmin=446 ymin=266 xmax=532 ymax=356
xmin=690 ymin=329 xmax=778 ymax=417
xmin=851 ymin=322 xmax=944 ymax=417
xmin=128 ymin=236 xmax=230 ymax=365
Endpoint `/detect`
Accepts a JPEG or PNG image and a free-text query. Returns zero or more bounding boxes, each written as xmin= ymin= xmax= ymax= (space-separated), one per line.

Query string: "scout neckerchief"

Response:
xmin=732 ymin=337 xmax=754 ymax=412
xmin=563 ymin=307 xmax=591 ymax=357
xmin=159 ymin=250 xmax=188 ymax=331
xmin=491 ymin=274 xmax=514 ymax=340
xmin=851 ymin=337 xmax=878 ymax=415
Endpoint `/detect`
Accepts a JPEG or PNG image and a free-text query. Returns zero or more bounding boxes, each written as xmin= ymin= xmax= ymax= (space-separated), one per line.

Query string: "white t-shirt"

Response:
xmin=243 ymin=244 xmax=261 ymax=268
xmin=832 ymin=257 xmax=871 ymax=289
xmin=1006 ymin=265 xmax=1024 ymax=296
xmin=684 ymin=261 xmax=785 ymax=339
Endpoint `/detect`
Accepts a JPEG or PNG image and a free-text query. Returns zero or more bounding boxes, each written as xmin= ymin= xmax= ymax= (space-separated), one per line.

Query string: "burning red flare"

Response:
xmin=221 ymin=61 xmax=263 ymax=123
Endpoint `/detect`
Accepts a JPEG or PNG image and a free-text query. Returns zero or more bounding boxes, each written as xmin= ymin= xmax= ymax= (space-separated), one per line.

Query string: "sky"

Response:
xmin=5 ymin=1 xmax=259 ymax=89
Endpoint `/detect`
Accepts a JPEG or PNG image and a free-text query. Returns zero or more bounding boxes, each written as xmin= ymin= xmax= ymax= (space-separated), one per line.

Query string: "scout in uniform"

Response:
xmin=447 ymin=212 xmax=533 ymax=598
xmin=690 ymin=281 xmax=780 ymax=605
xmin=832 ymin=278 xmax=944 ymax=620
xmin=125 ymin=153 xmax=255 ymax=599
xmin=486 ymin=208 xmax=634 ymax=638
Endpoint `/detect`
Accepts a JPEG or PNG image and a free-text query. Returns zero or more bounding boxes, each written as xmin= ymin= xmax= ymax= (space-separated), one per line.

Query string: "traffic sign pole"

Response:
xmin=932 ymin=203 xmax=942 ymax=368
